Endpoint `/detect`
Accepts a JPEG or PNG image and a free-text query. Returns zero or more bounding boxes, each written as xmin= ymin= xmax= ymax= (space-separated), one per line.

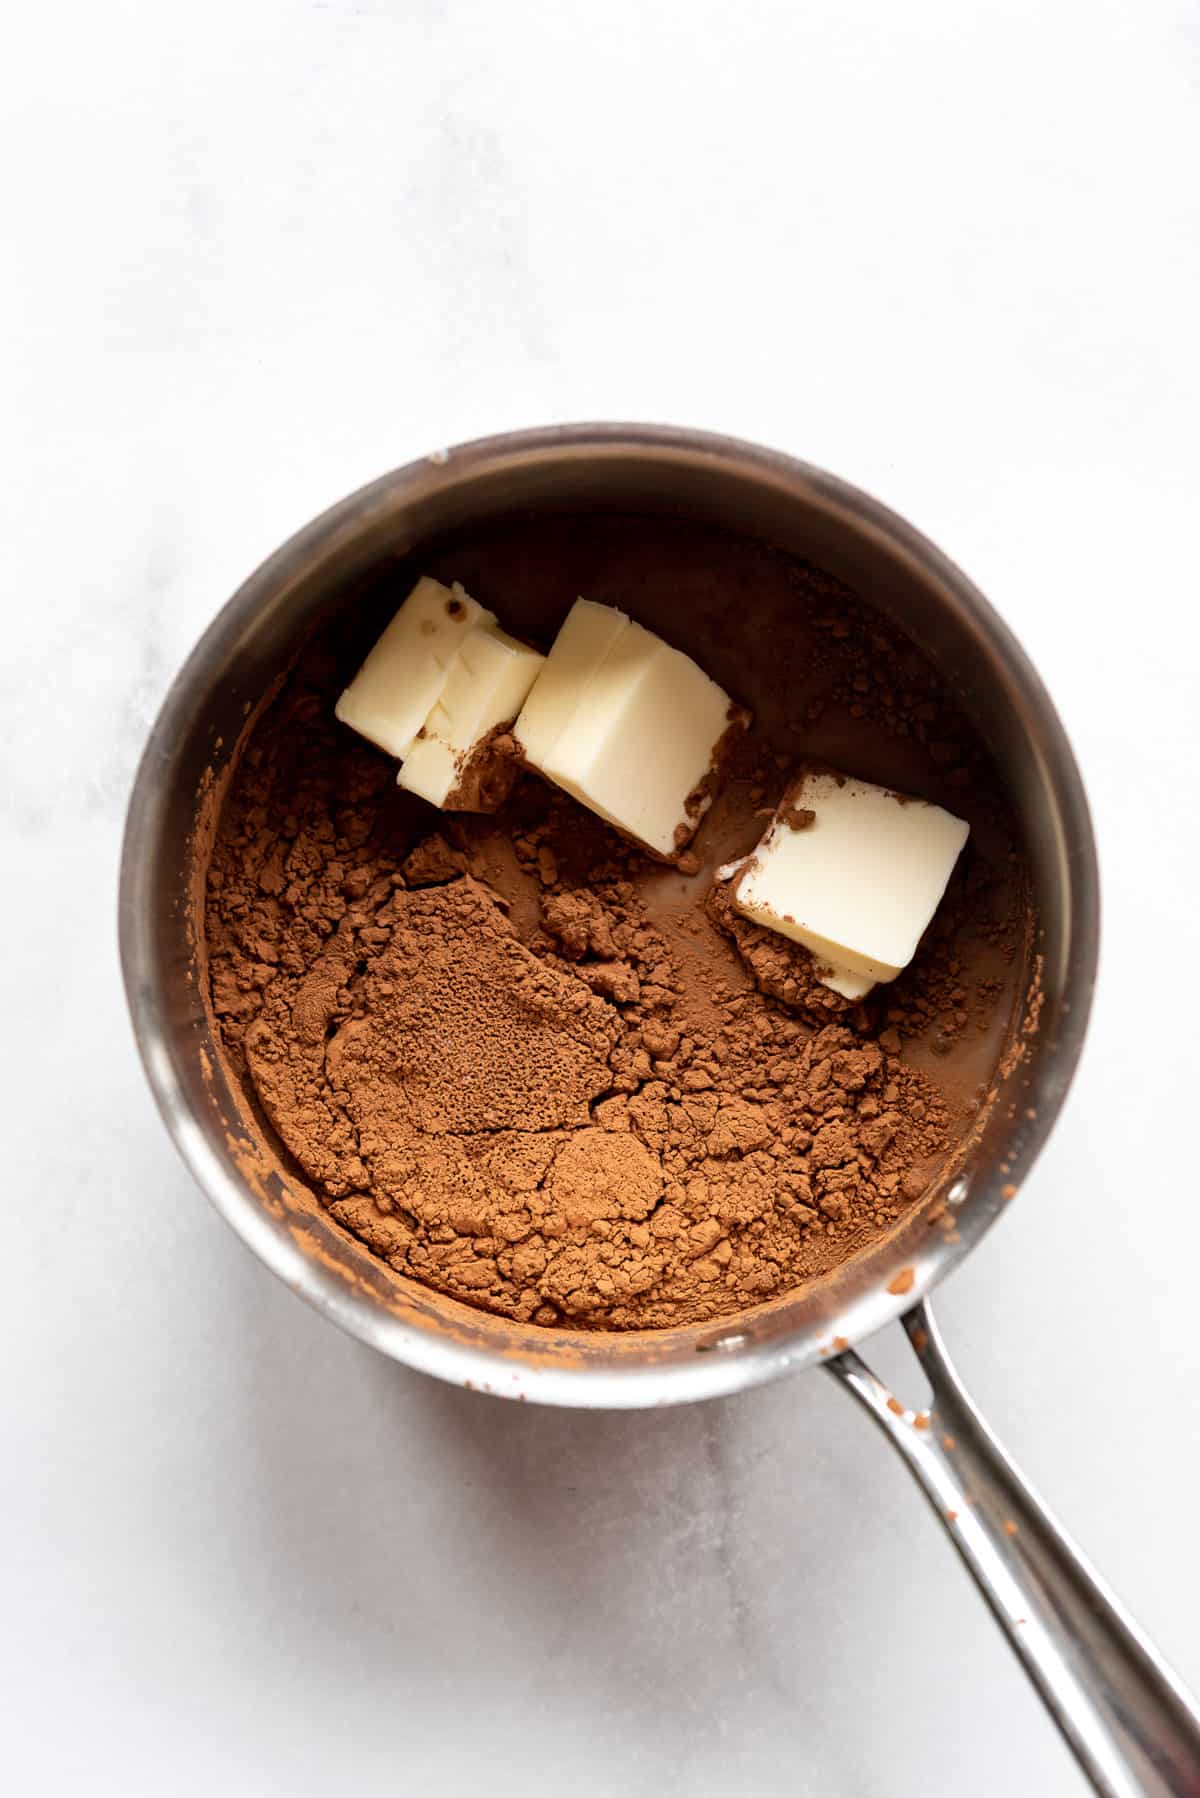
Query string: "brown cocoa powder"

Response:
xmin=204 ymin=521 xmax=1028 ymax=1331
xmin=206 ymin=710 xmax=997 ymax=1331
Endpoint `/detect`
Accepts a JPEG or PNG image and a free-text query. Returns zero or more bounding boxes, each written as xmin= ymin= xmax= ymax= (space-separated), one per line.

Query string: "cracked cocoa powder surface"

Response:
xmin=204 ymin=514 xmax=1028 ymax=1330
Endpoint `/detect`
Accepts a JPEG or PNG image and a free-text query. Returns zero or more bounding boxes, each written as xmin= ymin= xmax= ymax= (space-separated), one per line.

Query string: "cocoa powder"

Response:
xmin=207 ymin=714 xmax=994 ymax=1331
xmin=204 ymin=522 xmax=1027 ymax=1332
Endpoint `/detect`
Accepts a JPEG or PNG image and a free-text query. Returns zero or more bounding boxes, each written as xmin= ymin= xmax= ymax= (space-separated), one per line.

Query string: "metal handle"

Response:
xmin=828 ymin=1302 xmax=1200 ymax=1796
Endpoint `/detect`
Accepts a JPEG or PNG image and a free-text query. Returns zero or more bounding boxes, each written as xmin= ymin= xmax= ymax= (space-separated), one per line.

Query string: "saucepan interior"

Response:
xmin=119 ymin=425 xmax=1098 ymax=1407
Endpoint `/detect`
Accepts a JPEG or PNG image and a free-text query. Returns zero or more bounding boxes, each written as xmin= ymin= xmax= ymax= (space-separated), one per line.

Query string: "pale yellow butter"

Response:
xmin=335 ymin=576 xmax=493 ymax=760
xmin=735 ymin=770 xmax=968 ymax=998
xmin=398 ymin=625 xmax=544 ymax=809
xmin=515 ymin=598 xmax=741 ymax=858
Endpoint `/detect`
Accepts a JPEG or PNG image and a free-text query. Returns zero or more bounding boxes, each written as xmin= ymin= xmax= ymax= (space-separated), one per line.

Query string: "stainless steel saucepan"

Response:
xmin=119 ymin=425 xmax=1200 ymax=1796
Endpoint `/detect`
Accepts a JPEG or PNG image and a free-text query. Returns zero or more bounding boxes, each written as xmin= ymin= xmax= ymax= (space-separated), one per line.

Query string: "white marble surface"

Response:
xmin=5 ymin=4 xmax=1200 ymax=1793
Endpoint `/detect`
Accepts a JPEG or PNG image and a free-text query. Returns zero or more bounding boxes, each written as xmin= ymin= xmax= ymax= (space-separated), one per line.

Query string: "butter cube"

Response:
xmin=511 ymin=598 xmax=627 ymax=767
xmin=398 ymin=624 xmax=545 ymax=811
xmin=514 ymin=599 xmax=744 ymax=858
xmin=734 ymin=770 xmax=969 ymax=998
xmin=335 ymin=576 xmax=493 ymax=759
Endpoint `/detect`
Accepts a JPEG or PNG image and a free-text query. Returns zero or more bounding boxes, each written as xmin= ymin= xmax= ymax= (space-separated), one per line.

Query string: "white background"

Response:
xmin=4 ymin=3 xmax=1199 ymax=1793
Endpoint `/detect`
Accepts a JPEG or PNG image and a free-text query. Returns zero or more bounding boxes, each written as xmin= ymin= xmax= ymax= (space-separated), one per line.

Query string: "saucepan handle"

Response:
xmin=828 ymin=1302 xmax=1200 ymax=1797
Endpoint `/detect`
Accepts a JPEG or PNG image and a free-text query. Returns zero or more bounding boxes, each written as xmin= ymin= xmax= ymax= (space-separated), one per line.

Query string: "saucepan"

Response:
xmin=119 ymin=425 xmax=1200 ymax=1795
